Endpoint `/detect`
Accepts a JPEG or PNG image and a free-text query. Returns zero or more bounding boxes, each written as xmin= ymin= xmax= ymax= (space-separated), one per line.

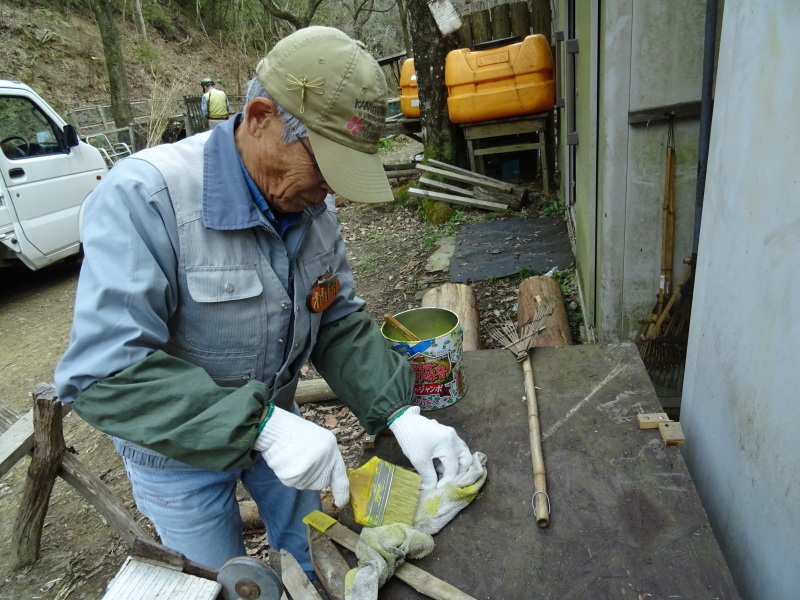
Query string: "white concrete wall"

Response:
xmin=681 ymin=3 xmax=800 ymax=599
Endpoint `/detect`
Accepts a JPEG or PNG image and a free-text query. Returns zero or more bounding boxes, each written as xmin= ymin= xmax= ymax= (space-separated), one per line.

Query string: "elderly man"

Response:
xmin=55 ymin=27 xmax=473 ymax=576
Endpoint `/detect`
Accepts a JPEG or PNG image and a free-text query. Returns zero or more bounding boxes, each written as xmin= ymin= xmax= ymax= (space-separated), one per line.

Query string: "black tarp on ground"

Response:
xmin=450 ymin=216 xmax=573 ymax=282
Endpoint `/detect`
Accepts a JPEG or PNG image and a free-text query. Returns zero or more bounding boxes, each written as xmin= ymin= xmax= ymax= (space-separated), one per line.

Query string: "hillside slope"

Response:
xmin=0 ymin=0 xmax=252 ymax=117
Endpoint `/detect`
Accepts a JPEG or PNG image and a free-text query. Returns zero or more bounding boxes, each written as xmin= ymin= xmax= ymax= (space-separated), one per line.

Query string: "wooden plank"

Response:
xmin=470 ymin=9 xmax=492 ymax=45
xmin=415 ymin=164 xmax=514 ymax=193
xmin=0 ymin=410 xmax=35 ymax=478
xmin=628 ymin=100 xmax=702 ymax=125
xmin=659 ymin=421 xmax=685 ymax=446
xmin=461 ymin=118 xmax=546 ymax=139
xmin=509 ymin=1 xmax=532 ymax=38
xmin=417 ymin=177 xmax=474 ymax=197
xmin=637 ymin=413 xmax=670 ymax=429
xmin=281 ymin=549 xmax=324 ymax=600
xmin=427 ymin=158 xmax=512 ymax=186
xmin=473 ymin=142 xmax=540 ymax=156
xmin=319 ymin=521 xmax=476 ymax=600
xmin=309 ymin=527 xmax=349 ymax=600
xmin=408 ymin=188 xmax=508 ymax=211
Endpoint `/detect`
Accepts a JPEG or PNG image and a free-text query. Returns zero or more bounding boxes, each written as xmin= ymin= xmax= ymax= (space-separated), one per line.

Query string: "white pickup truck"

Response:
xmin=0 ymin=80 xmax=107 ymax=270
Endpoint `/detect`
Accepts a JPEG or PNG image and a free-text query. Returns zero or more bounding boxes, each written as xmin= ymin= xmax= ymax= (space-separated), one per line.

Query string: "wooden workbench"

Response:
xmin=358 ymin=343 xmax=741 ymax=599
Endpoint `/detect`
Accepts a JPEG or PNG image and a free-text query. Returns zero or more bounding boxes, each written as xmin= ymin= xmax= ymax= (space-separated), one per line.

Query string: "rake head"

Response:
xmin=486 ymin=296 xmax=555 ymax=362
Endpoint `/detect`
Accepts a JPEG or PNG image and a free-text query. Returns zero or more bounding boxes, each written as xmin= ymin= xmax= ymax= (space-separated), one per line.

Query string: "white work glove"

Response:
xmin=253 ymin=405 xmax=349 ymax=507
xmin=388 ymin=406 xmax=473 ymax=489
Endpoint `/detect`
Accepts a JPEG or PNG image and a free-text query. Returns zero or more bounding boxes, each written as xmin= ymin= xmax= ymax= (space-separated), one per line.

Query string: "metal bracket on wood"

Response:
xmin=566 ymin=39 xmax=579 ymax=54
xmin=566 ymin=132 xmax=579 ymax=146
xmin=554 ymin=30 xmax=565 ymax=42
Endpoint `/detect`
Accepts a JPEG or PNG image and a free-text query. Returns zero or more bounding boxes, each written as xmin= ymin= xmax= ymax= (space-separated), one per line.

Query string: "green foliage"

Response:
xmin=423 ymin=236 xmax=438 ymax=251
xmin=514 ymin=268 xmax=538 ymax=283
xmin=134 ymin=40 xmax=161 ymax=68
xmin=393 ymin=182 xmax=412 ymax=204
xmin=441 ymin=208 xmax=466 ymax=235
xmin=541 ymin=200 xmax=564 ymax=216
xmin=379 ymin=138 xmax=393 ymax=151
xmin=143 ymin=0 xmax=177 ymax=37
xmin=551 ymin=268 xmax=577 ymax=299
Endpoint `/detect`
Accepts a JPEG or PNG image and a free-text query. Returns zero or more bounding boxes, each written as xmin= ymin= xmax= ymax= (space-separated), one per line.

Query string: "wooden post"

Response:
xmin=0 ymin=397 xmax=149 ymax=551
xmin=470 ymin=9 xmax=492 ymax=44
xmin=12 ymin=384 xmax=64 ymax=567
xmin=509 ymin=2 xmax=532 ymax=38
xmin=518 ymin=276 xmax=574 ymax=347
xmin=490 ymin=3 xmax=511 ymax=40
xmin=457 ymin=12 xmax=472 ymax=49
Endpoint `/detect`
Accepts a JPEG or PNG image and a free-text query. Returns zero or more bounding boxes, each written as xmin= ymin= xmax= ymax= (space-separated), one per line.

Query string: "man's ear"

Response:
xmin=244 ymin=97 xmax=278 ymax=136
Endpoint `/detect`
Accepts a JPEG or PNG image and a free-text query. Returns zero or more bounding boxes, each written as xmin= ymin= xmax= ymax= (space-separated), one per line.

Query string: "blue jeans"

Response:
xmin=112 ymin=437 xmax=322 ymax=574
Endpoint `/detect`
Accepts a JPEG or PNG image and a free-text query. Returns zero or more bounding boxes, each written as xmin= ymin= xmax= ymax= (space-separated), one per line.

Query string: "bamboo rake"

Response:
xmin=486 ymin=295 xmax=554 ymax=527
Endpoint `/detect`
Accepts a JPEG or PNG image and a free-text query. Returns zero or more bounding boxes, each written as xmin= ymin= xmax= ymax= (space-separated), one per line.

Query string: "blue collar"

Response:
xmin=201 ymin=114 xmax=324 ymax=233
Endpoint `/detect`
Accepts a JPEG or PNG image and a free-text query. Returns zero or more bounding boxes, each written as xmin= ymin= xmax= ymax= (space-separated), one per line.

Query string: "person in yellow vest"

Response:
xmin=200 ymin=77 xmax=231 ymax=128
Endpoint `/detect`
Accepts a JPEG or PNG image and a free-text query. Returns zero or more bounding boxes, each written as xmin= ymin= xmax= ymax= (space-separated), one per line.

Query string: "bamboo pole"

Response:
xmin=522 ymin=355 xmax=549 ymax=527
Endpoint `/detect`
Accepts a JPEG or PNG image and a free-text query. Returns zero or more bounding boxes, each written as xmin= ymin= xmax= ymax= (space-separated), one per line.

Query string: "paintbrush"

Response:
xmin=348 ymin=456 xmax=421 ymax=527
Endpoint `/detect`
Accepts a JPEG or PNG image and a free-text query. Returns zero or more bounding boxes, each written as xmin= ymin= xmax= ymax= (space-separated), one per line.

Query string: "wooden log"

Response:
xmin=470 ymin=8 xmax=492 ymax=45
xmin=518 ymin=276 xmax=574 ymax=347
xmin=308 ymin=527 xmax=349 ymax=600
xmin=12 ymin=385 xmax=64 ymax=566
xmin=490 ymin=3 xmax=511 ymax=40
xmin=427 ymin=159 xmax=530 ymax=206
xmin=295 ymin=379 xmax=337 ymax=405
xmin=509 ymin=1 xmax=532 ymax=38
xmin=422 ymin=284 xmax=482 ymax=351
xmin=0 ymin=399 xmax=149 ymax=547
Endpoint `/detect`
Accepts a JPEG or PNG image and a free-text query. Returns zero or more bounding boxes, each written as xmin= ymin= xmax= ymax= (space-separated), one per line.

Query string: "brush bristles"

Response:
xmin=349 ymin=457 xmax=421 ymax=527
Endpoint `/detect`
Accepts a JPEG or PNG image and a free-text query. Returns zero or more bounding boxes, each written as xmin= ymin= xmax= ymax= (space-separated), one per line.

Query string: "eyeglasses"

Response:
xmin=298 ymin=138 xmax=320 ymax=172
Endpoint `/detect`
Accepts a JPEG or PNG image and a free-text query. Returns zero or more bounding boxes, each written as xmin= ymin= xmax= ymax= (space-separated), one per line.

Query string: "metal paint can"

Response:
xmin=381 ymin=307 xmax=467 ymax=410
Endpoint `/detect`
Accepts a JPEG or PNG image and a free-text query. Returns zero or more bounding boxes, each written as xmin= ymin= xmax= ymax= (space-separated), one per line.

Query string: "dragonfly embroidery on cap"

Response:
xmin=285 ymin=74 xmax=325 ymax=113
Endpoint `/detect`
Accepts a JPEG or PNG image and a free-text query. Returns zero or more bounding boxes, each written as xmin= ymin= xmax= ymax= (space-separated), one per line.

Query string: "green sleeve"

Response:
xmin=73 ymin=350 xmax=265 ymax=471
xmin=311 ymin=311 xmax=414 ymax=435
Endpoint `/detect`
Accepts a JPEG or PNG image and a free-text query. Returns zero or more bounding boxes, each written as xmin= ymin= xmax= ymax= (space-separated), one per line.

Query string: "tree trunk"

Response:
xmin=406 ymin=0 xmax=464 ymax=165
xmin=133 ymin=0 xmax=148 ymax=41
xmin=396 ymin=0 xmax=413 ymax=58
xmin=92 ymin=0 xmax=133 ymax=146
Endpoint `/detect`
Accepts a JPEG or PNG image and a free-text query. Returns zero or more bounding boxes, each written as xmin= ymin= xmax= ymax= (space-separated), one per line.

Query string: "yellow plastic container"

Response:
xmin=399 ymin=59 xmax=420 ymax=118
xmin=445 ymin=35 xmax=555 ymax=124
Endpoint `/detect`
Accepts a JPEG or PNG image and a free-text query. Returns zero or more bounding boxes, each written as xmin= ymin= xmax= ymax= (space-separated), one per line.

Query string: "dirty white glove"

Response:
xmin=344 ymin=524 xmax=434 ymax=600
xmin=388 ymin=406 xmax=473 ymax=489
xmin=413 ymin=452 xmax=488 ymax=535
xmin=253 ymin=404 xmax=349 ymax=506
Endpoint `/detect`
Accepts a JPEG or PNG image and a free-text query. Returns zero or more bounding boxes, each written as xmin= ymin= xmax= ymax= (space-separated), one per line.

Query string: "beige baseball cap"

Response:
xmin=256 ymin=26 xmax=393 ymax=203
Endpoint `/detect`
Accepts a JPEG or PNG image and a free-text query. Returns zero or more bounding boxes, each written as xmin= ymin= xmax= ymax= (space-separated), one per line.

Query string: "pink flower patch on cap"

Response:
xmin=346 ymin=116 xmax=364 ymax=135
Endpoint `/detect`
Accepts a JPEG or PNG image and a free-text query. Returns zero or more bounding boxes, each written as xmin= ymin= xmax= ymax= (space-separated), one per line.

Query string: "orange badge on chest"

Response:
xmin=307 ymin=272 xmax=341 ymax=312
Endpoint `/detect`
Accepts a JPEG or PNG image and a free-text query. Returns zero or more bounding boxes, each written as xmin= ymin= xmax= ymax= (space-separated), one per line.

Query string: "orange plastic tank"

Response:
xmin=400 ymin=59 xmax=420 ymax=118
xmin=445 ymin=35 xmax=555 ymax=124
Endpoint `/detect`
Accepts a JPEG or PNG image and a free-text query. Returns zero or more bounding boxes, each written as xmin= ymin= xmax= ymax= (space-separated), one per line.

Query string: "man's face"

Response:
xmin=263 ymin=135 xmax=334 ymax=213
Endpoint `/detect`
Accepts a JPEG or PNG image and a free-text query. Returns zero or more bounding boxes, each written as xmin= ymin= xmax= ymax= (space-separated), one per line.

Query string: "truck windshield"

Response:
xmin=0 ymin=95 xmax=61 ymax=160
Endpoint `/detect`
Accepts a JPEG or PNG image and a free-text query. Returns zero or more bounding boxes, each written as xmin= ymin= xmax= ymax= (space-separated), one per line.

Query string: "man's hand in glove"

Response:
xmin=388 ymin=405 xmax=473 ymax=489
xmin=254 ymin=404 xmax=349 ymax=506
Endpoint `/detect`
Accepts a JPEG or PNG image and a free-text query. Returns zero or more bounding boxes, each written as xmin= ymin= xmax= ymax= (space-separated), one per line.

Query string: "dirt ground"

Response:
xmin=0 ymin=136 xmax=574 ymax=599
